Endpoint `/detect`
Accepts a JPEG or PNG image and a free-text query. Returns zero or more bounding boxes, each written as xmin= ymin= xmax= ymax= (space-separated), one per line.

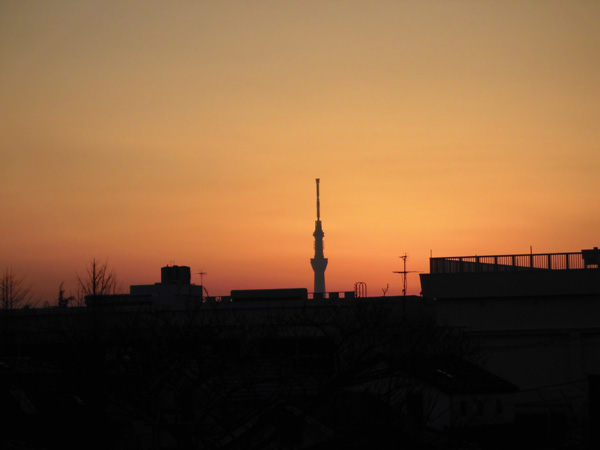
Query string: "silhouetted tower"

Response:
xmin=311 ymin=178 xmax=328 ymax=295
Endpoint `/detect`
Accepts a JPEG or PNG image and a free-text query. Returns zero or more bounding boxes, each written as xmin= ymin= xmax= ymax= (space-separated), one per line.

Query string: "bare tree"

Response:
xmin=57 ymin=281 xmax=75 ymax=307
xmin=77 ymin=258 xmax=119 ymax=297
xmin=1 ymin=268 xmax=33 ymax=309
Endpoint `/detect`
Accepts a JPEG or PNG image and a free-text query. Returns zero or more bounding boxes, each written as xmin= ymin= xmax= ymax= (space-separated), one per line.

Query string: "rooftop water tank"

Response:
xmin=161 ymin=265 xmax=191 ymax=285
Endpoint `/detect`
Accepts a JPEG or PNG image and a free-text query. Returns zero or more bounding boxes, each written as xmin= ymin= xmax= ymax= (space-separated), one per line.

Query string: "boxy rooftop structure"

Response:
xmin=420 ymin=248 xmax=600 ymax=299
xmin=419 ymin=248 xmax=600 ymax=443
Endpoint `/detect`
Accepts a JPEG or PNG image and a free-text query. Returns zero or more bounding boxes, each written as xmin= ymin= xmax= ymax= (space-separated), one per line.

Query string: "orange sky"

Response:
xmin=1 ymin=1 xmax=599 ymax=303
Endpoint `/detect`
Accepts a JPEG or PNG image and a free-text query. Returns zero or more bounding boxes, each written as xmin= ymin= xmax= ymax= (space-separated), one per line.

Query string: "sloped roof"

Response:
xmin=398 ymin=354 xmax=519 ymax=395
xmin=343 ymin=354 xmax=518 ymax=396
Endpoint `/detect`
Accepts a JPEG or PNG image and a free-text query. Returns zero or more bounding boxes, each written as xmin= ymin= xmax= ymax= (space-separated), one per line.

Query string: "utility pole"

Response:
xmin=393 ymin=253 xmax=415 ymax=297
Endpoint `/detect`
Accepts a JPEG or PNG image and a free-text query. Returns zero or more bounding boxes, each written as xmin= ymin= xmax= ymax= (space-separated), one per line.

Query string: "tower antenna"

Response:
xmin=316 ymin=178 xmax=321 ymax=220
xmin=393 ymin=253 xmax=416 ymax=296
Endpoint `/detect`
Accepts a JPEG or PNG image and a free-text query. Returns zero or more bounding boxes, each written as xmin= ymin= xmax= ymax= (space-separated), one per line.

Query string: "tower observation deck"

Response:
xmin=311 ymin=178 xmax=328 ymax=295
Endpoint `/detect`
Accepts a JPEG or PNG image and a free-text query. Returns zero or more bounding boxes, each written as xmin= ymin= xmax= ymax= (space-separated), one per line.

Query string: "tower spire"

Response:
xmin=316 ymin=178 xmax=321 ymax=220
xmin=311 ymin=178 xmax=328 ymax=296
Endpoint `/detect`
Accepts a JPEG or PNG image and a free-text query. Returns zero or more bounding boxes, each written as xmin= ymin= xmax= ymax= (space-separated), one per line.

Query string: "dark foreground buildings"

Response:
xmin=2 ymin=248 xmax=600 ymax=449
xmin=421 ymin=247 xmax=600 ymax=448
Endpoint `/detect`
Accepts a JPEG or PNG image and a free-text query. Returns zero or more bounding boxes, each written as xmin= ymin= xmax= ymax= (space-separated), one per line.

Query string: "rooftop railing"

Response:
xmin=430 ymin=250 xmax=600 ymax=274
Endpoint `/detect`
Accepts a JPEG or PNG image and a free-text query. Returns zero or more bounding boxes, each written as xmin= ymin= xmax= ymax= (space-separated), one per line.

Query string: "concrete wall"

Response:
xmin=421 ymin=267 xmax=600 ymax=440
xmin=421 ymin=269 xmax=600 ymax=299
xmin=435 ymin=295 xmax=600 ymax=331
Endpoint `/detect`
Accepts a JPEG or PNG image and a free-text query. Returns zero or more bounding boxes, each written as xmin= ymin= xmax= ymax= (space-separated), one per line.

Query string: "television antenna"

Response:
xmin=393 ymin=253 xmax=416 ymax=296
xmin=196 ymin=270 xmax=206 ymax=285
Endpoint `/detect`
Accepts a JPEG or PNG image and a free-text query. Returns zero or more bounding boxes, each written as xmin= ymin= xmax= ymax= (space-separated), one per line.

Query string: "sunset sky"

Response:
xmin=2 ymin=1 xmax=599 ymax=303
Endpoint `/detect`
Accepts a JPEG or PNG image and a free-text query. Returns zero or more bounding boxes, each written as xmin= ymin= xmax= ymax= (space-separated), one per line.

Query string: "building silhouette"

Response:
xmin=1 ymin=280 xmax=445 ymax=449
xmin=85 ymin=264 xmax=203 ymax=310
xmin=4 ymin=247 xmax=600 ymax=448
xmin=421 ymin=247 xmax=600 ymax=446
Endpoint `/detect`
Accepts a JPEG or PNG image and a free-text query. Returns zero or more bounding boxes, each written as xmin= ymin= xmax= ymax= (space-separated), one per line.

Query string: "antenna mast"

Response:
xmin=393 ymin=253 xmax=416 ymax=296
xmin=316 ymin=178 xmax=321 ymax=220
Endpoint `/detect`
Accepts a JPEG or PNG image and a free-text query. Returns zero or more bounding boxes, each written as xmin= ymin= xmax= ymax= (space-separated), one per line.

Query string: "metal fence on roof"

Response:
xmin=429 ymin=252 xmax=596 ymax=274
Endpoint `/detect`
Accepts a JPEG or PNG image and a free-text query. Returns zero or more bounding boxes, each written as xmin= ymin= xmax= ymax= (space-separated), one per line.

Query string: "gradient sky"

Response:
xmin=1 ymin=1 xmax=599 ymax=302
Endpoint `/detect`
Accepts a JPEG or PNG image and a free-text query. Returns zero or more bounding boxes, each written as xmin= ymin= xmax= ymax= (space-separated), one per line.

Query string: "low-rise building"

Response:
xmin=420 ymin=247 xmax=600 ymax=445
